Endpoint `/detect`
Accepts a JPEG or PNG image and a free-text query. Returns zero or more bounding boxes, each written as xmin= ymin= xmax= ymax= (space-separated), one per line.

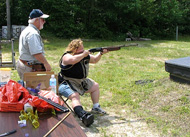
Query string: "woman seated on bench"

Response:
xmin=58 ymin=38 xmax=108 ymax=127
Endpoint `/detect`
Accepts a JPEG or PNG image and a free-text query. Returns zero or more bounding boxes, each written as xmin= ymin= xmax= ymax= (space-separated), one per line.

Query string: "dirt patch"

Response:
xmin=73 ymin=110 xmax=161 ymax=137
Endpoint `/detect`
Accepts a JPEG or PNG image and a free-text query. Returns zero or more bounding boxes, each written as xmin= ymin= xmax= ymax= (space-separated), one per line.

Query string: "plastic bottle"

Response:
xmin=24 ymin=102 xmax=33 ymax=113
xmin=49 ymin=74 xmax=56 ymax=94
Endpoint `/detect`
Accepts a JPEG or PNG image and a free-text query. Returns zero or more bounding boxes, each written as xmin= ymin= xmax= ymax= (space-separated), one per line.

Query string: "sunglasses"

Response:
xmin=42 ymin=18 xmax=45 ymax=22
xmin=39 ymin=18 xmax=45 ymax=22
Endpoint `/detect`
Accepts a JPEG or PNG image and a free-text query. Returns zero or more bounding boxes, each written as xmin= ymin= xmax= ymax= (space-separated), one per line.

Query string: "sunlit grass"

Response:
xmin=3 ymin=35 xmax=190 ymax=136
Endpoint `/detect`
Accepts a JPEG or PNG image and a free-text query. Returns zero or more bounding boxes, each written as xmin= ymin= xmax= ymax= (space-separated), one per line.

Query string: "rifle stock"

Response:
xmin=89 ymin=43 xmax=138 ymax=53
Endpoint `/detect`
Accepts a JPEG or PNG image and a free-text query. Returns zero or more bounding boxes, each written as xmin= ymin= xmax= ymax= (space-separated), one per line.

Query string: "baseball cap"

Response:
xmin=29 ymin=9 xmax=49 ymax=19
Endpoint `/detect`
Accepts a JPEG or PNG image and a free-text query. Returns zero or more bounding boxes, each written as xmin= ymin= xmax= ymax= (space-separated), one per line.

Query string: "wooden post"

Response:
xmin=176 ymin=26 xmax=178 ymax=41
xmin=6 ymin=0 xmax=11 ymax=40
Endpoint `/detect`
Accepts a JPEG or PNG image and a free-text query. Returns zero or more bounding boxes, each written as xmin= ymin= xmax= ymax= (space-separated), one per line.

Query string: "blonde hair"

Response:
xmin=66 ymin=38 xmax=83 ymax=55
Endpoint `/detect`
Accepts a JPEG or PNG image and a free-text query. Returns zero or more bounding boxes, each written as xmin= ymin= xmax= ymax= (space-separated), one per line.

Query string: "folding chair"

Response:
xmin=57 ymin=82 xmax=75 ymax=114
xmin=59 ymin=95 xmax=75 ymax=114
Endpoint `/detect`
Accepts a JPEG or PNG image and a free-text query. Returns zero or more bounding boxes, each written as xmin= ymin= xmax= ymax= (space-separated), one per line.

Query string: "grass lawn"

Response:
xmin=2 ymin=35 xmax=190 ymax=136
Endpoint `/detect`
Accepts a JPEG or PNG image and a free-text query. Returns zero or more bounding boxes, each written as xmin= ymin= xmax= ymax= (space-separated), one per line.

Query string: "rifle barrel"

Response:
xmin=103 ymin=46 xmax=121 ymax=51
xmin=89 ymin=43 xmax=138 ymax=53
xmin=39 ymin=95 xmax=69 ymax=113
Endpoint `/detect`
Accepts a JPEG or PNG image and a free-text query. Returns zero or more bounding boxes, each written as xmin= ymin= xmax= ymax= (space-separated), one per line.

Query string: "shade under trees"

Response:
xmin=0 ymin=0 xmax=189 ymax=40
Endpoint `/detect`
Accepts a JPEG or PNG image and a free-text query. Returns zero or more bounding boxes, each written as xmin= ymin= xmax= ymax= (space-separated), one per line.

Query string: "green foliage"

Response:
xmin=0 ymin=1 xmax=6 ymax=26
xmin=152 ymin=0 xmax=183 ymax=37
xmin=12 ymin=0 xmax=45 ymax=25
xmin=0 ymin=0 xmax=189 ymax=39
xmin=42 ymin=0 xmax=73 ymax=37
xmin=179 ymin=1 xmax=190 ymax=34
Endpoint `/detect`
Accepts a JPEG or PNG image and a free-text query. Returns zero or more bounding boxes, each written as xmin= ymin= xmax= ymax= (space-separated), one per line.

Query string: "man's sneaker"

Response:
xmin=91 ymin=105 xmax=107 ymax=114
xmin=79 ymin=110 xmax=94 ymax=127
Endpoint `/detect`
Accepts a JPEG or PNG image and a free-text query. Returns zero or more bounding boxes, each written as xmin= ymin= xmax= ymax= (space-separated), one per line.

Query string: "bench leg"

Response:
xmin=43 ymin=112 xmax=71 ymax=137
xmin=59 ymin=95 xmax=75 ymax=114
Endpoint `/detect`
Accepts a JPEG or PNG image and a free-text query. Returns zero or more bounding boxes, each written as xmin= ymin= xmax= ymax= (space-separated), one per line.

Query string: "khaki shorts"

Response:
xmin=16 ymin=60 xmax=32 ymax=80
xmin=64 ymin=77 xmax=94 ymax=95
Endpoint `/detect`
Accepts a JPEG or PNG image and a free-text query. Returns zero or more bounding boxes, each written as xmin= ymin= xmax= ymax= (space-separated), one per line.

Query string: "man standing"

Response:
xmin=16 ymin=9 xmax=51 ymax=80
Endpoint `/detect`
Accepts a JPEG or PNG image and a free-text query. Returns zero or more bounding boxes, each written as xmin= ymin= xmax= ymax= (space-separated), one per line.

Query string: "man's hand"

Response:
xmin=34 ymin=53 xmax=51 ymax=71
xmin=44 ymin=63 xmax=51 ymax=71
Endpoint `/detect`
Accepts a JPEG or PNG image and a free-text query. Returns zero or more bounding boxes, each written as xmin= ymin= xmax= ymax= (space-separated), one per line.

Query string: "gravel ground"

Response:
xmin=73 ymin=110 xmax=161 ymax=137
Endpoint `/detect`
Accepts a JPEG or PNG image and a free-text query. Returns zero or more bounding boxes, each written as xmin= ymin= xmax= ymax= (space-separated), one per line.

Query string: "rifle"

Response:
xmin=27 ymin=87 xmax=69 ymax=113
xmin=89 ymin=43 xmax=138 ymax=53
xmin=38 ymin=95 xmax=69 ymax=113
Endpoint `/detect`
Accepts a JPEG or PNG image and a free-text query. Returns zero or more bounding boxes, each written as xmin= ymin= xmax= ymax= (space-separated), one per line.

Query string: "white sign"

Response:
xmin=2 ymin=25 xmax=26 ymax=39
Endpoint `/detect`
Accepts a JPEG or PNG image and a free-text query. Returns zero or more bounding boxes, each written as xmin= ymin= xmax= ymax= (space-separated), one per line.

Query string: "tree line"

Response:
xmin=0 ymin=0 xmax=189 ymax=40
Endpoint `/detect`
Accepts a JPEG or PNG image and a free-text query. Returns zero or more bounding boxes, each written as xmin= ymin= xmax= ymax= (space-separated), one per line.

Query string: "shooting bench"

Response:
xmin=0 ymin=39 xmax=16 ymax=68
xmin=22 ymin=72 xmax=85 ymax=136
xmin=0 ymin=111 xmax=86 ymax=137
xmin=165 ymin=57 xmax=190 ymax=83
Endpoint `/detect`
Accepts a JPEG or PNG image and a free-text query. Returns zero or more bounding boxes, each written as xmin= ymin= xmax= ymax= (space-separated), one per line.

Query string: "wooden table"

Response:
xmin=0 ymin=111 xmax=87 ymax=137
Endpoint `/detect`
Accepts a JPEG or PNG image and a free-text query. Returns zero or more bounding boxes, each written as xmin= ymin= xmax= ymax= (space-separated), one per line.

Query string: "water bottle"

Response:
xmin=49 ymin=74 xmax=56 ymax=94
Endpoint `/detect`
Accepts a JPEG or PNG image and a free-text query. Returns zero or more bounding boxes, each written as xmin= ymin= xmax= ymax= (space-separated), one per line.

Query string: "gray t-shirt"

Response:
xmin=19 ymin=24 xmax=44 ymax=62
